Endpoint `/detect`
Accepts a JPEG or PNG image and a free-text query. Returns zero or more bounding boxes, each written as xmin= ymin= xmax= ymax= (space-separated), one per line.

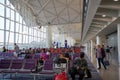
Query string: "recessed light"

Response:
xmin=114 ymin=0 xmax=119 ymax=1
xmin=102 ymin=15 xmax=106 ymax=17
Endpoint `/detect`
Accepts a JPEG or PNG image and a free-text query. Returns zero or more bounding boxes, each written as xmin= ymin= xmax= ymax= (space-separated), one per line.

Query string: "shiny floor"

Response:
xmin=91 ymin=54 xmax=119 ymax=80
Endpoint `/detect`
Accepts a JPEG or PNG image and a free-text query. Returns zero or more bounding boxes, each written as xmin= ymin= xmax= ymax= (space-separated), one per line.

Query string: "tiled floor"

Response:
xmin=91 ymin=54 xmax=119 ymax=80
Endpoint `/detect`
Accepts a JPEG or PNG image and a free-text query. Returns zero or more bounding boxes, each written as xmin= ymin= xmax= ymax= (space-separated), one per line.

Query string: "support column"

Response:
xmin=118 ymin=10 xmax=120 ymax=80
xmin=96 ymin=36 xmax=101 ymax=45
xmin=47 ymin=26 xmax=52 ymax=48
xmin=4 ymin=0 xmax=6 ymax=46
xmin=118 ymin=24 xmax=120 ymax=66
xmin=91 ymin=40 xmax=94 ymax=62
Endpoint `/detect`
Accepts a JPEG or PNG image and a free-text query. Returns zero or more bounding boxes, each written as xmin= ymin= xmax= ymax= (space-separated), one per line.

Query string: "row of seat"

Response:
xmin=0 ymin=59 xmax=37 ymax=73
xmin=0 ymin=52 xmax=80 ymax=72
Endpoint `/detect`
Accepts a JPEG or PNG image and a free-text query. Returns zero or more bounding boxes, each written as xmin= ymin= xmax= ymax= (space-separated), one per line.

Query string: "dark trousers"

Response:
xmin=70 ymin=67 xmax=85 ymax=80
xmin=98 ymin=58 xmax=106 ymax=69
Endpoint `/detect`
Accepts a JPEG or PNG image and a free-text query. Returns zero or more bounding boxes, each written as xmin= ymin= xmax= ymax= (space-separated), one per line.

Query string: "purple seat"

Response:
xmin=43 ymin=59 xmax=53 ymax=70
xmin=10 ymin=59 xmax=23 ymax=69
xmin=73 ymin=54 xmax=80 ymax=60
xmin=39 ymin=59 xmax=54 ymax=75
xmin=0 ymin=52 xmax=14 ymax=59
xmin=34 ymin=54 xmax=40 ymax=60
xmin=25 ymin=54 xmax=34 ymax=59
xmin=0 ymin=59 xmax=11 ymax=69
xmin=45 ymin=58 xmax=53 ymax=64
xmin=23 ymin=59 xmax=37 ymax=70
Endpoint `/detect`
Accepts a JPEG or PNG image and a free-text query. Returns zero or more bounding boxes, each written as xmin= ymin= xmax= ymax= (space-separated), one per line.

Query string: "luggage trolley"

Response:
xmin=53 ymin=58 xmax=68 ymax=73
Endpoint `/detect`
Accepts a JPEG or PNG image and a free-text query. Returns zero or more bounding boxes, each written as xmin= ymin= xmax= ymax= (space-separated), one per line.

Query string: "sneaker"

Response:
xmin=97 ymin=68 xmax=101 ymax=69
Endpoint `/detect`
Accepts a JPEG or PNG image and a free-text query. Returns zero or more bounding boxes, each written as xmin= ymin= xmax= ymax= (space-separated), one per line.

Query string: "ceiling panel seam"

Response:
xmin=52 ymin=0 xmax=59 ymax=24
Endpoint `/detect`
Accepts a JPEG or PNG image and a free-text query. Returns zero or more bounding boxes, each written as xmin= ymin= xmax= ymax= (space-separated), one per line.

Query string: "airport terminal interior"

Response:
xmin=0 ymin=0 xmax=120 ymax=80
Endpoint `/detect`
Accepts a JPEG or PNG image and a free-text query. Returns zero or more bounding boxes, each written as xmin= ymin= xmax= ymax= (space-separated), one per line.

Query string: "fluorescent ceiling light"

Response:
xmin=114 ymin=0 xmax=119 ymax=1
xmin=102 ymin=15 xmax=106 ymax=17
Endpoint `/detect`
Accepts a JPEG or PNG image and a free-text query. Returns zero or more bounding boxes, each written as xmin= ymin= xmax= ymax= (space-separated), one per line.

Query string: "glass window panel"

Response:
xmin=34 ymin=29 xmax=37 ymax=37
xmin=44 ymin=33 xmax=46 ymax=39
xmin=39 ymin=32 xmax=42 ymax=37
xmin=44 ymin=27 xmax=46 ymax=32
xmin=26 ymin=35 xmax=28 ymax=43
xmin=31 ymin=28 xmax=34 ymax=36
xmin=6 ymin=31 xmax=10 ymax=43
xmin=25 ymin=26 xmax=28 ymax=35
xmin=0 ymin=4 xmax=4 ymax=17
xmin=29 ymin=28 xmax=32 ymax=36
xmin=30 ymin=36 xmax=33 ymax=43
xmin=6 ymin=31 xmax=9 ymax=43
xmin=20 ymin=15 xmax=22 ymax=23
xmin=41 ymin=32 xmax=43 ymax=38
xmin=6 ymin=7 xmax=10 ymax=18
xmin=0 ymin=17 xmax=4 ymax=29
xmin=16 ymin=12 xmax=19 ymax=22
xmin=10 ymin=21 xmax=14 ymax=32
xmin=19 ymin=24 xmax=22 ymax=33
xmin=9 ymin=32 xmax=14 ymax=43
xmin=6 ymin=0 xmax=10 ymax=6
xmin=29 ymin=36 xmax=32 ymax=43
xmin=6 ymin=19 xmax=10 ymax=31
xmin=23 ymin=35 xmax=26 ymax=43
xmin=32 ymin=37 xmax=34 ymax=42
xmin=11 ymin=10 xmax=14 ymax=20
xmin=0 ymin=0 xmax=4 ymax=4
xmin=16 ymin=23 xmax=19 ymax=32
xmin=16 ymin=33 xmax=19 ymax=43
xmin=41 ymin=27 xmax=44 ymax=31
xmin=23 ymin=21 xmax=25 ymax=25
xmin=18 ymin=34 xmax=22 ymax=43
xmin=35 ymin=37 xmax=38 ymax=42
xmin=23 ymin=25 xmax=27 ymax=34
xmin=0 ymin=30 xmax=4 ymax=42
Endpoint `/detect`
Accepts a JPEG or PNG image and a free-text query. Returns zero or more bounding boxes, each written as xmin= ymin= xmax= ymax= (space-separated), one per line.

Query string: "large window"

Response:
xmin=0 ymin=0 xmax=5 ymax=4
xmin=0 ymin=30 xmax=4 ymax=42
xmin=0 ymin=0 xmax=47 ymax=49
xmin=0 ymin=4 xmax=4 ymax=17
xmin=6 ymin=7 xmax=10 ymax=18
xmin=0 ymin=17 xmax=4 ymax=30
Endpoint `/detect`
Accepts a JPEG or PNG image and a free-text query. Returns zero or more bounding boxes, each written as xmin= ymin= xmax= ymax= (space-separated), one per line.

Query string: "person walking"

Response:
xmin=96 ymin=45 xmax=107 ymax=70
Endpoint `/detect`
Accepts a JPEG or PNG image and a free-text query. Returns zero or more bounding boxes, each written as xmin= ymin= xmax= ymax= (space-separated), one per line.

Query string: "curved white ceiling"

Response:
xmin=10 ymin=0 xmax=83 ymax=42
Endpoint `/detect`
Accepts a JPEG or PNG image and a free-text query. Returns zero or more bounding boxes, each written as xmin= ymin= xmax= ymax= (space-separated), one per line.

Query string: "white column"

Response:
xmin=91 ymin=40 xmax=94 ymax=62
xmin=47 ymin=26 xmax=52 ymax=48
xmin=118 ymin=10 xmax=120 ymax=80
xmin=14 ymin=10 xmax=16 ymax=43
xmin=4 ymin=0 xmax=6 ymax=46
xmin=118 ymin=24 xmax=120 ymax=66
xmin=96 ymin=36 xmax=101 ymax=45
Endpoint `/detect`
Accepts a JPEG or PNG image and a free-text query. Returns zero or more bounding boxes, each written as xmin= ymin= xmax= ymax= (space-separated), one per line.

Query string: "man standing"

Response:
xmin=14 ymin=43 xmax=20 ymax=54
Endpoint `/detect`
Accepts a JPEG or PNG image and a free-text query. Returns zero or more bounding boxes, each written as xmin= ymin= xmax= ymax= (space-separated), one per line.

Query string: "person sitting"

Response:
xmin=64 ymin=52 xmax=71 ymax=61
xmin=35 ymin=57 xmax=44 ymax=72
xmin=54 ymin=54 xmax=67 ymax=64
xmin=40 ymin=49 xmax=47 ymax=60
xmin=2 ymin=46 xmax=6 ymax=52
xmin=69 ymin=52 xmax=88 ymax=80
